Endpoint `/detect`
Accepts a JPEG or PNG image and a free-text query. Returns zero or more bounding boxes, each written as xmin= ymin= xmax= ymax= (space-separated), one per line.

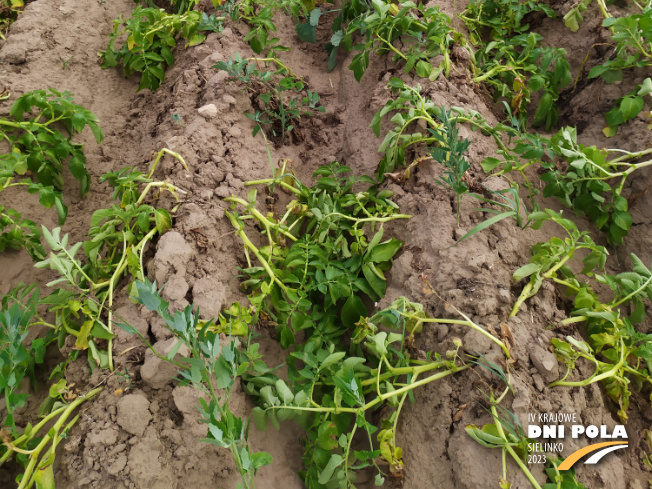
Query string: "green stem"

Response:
xmin=549 ymin=340 xmax=626 ymax=387
xmin=266 ymin=366 xmax=466 ymax=416
xmin=343 ymin=421 xmax=358 ymax=487
xmin=244 ymin=178 xmax=302 ymax=195
xmin=612 ymin=273 xmax=652 ymax=307
xmin=224 ymin=196 xmax=298 ymax=242
xmin=135 ymin=182 xmax=186 ymax=206
xmin=10 ymin=387 xmax=102 ymax=489
xmin=490 ymin=404 xmax=542 ymax=489
xmin=229 ymin=217 xmax=287 ymax=292
xmin=146 ymin=148 xmax=190 ymax=177
xmin=407 ymin=312 xmax=510 ymax=359
xmin=510 ymin=253 xmax=573 ymax=317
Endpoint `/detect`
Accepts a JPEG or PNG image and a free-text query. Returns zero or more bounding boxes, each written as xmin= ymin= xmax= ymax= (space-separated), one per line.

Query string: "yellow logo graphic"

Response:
xmin=558 ymin=442 xmax=629 ymax=470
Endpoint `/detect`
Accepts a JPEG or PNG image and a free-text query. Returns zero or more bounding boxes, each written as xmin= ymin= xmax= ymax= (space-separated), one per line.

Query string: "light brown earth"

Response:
xmin=0 ymin=0 xmax=650 ymax=488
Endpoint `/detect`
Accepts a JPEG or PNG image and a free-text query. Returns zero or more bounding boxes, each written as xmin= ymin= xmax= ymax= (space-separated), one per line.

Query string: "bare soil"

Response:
xmin=0 ymin=0 xmax=650 ymax=488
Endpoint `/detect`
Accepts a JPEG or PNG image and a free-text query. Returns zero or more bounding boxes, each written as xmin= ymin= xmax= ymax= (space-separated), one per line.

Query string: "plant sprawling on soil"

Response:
xmin=0 ymin=0 xmax=651 ymax=488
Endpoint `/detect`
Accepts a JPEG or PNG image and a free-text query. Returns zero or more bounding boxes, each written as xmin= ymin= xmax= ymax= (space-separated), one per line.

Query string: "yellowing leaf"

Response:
xmin=74 ymin=320 xmax=94 ymax=350
xmin=603 ymin=125 xmax=617 ymax=138
xmin=34 ymin=463 xmax=55 ymax=489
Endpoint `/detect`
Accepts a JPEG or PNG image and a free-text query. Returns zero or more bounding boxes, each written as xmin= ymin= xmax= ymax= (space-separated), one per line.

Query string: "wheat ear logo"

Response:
xmin=557 ymin=441 xmax=629 ymax=470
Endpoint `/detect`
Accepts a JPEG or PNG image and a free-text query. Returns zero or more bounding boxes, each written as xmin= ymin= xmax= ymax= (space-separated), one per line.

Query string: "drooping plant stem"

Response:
xmin=1 ymin=387 xmax=103 ymax=489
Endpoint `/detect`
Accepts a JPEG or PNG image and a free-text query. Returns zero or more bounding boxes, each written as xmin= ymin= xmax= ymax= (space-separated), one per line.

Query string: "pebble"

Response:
xmin=198 ymin=104 xmax=218 ymax=119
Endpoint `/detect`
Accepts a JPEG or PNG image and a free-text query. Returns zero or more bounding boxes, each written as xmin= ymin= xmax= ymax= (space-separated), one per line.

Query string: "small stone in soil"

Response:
xmin=198 ymin=104 xmax=218 ymax=119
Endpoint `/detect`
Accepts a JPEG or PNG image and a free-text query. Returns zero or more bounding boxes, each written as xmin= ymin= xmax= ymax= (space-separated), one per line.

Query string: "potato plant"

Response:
xmin=34 ymin=150 xmax=187 ymax=371
xmin=236 ymin=0 xmax=308 ymax=57
xmin=0 ymin=89 xmax=103 ymax=258
xmin=588 ymin=10 xmax=652 ymax=83
xmin=478 ymin=119 xmax=652 ymax=245
xmin=225 ymin=161 xmax=410 ymax=348
xmin=541 ymin=127 xmax=652 ymax=245
xmin=508 ymin=206 xmax=651 ymax=422
xmin=327 ymin=1 xmax=468 ymax=82
xmin=461 ymin=0 xmax=570 ymax=129
xmin=100 ymin=7 xmax=224 ymax=91
xmin=0 ymin=386 xmax=102 ymax=489
xmin=0 ymin=90 xmax=103 ymax=220
xmin=471 ymin=33 xmax=571 ymax=130
xmin=545 ymin=254 xmax=652 ymax=421
xmin=248 ymin=298 xmax=468 ymax=487
xmin=460 ymin=0 xmax=556 ymax=41
xmin=221 ymin=163 xmax=515 ymax=486
xmin=0 ymin=0 xmax=22 ymax=39
xmin=0 ymin=284 xmax=101 ymax=489
xmin=371 ymin=79 xmax=541 ymax=179
xmin=510 ymin=208 xmax=607 ymax=318
xmin=603 ymin=77 xmax=652 ymax=136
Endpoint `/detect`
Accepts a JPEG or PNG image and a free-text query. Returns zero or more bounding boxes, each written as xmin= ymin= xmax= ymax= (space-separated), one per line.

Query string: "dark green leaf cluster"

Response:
xmin=0 ymin=284 xmax=52 ymax=430
xmin=0 ymin=89 xmax=102 ymax=259
xmin=231 ymin=163 xmax=402 ymax=350
xmin=461 ymin=0 xmax=555 ymax=41
xmin=0 ymin=207 xmax=45 ymax=260
xmin=541 ymin=128 xmax=633 ymax=245
xmin=603 ymin=77 xmax=652 ymax=136
xmin=328 ymin=0 xmax=465 ymax=81
xmin=481 ymin=122 xmax=648 ymax=246
xmin=460 ymin=0 xmax=569 ymax=129
xmin=296 ymin=7 xmax=323 ymax=44
xmin=1 ymin=89 xmax=103 ymax=224
xmin=243 ymin=297 xmax=462 ymax=488
xmin=238 ymin=0 xmax=307 ymax=57
xmin=474 ymin=33 xmax=571 ymax=130
xmin=589 ymin=11 xmax=652 ymax=83
xmin=99 ymin=7 xmax=223 ymax=91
